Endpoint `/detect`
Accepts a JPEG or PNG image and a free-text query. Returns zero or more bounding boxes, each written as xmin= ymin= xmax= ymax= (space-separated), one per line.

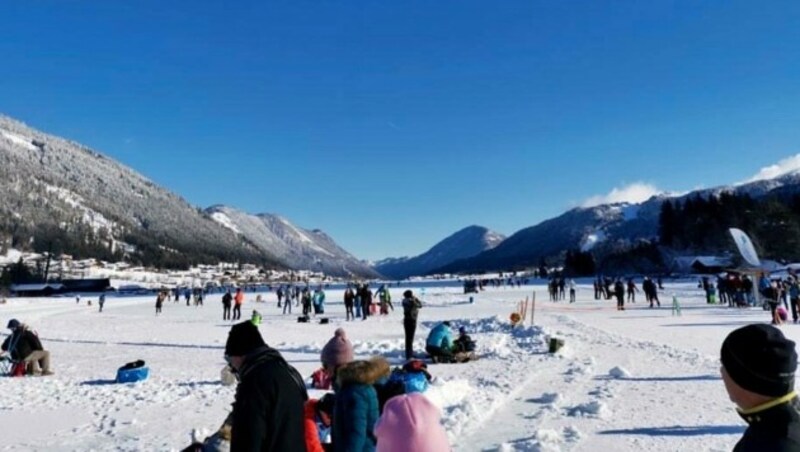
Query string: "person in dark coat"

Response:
xmin=1 ymin=319 xmax=52 ymax=375
xmin=721 ymin=324 xmax=800 ymax=451
xmin=333 ymin=357 xmax=390 ymax=452
xmin=360 ymin=284 xmax=373 ymax=320
xmin=401 ymin=290 xmax=423 ymax=361
xmin=222 ymin=290 xmax=233 ymax=321
xmin=344 ymin=288 xmax=355 ymax=321
xmin=614 ymin=280 xmax=625 ymax=311
xmin=224 ymin=321 xmax=308 ymax=452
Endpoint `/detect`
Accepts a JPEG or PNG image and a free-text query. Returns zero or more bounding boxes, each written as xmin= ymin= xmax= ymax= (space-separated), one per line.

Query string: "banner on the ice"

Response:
xmin=729 ymin=228 xmax=761 ymax=267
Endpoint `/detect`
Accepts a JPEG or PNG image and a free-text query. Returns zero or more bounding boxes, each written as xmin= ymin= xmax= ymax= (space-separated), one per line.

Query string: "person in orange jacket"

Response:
xmin=233 ymin=288 xmax=245 ymax=320
xmin=304 ymin=393 xmax=335 ymax=452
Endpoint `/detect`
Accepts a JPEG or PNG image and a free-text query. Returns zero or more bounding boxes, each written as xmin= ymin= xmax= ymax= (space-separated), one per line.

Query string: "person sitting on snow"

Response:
xmin=721 ymin=324 xmax=800 ymax=451
xmin=453 ymin=327 xmax=476 ymax=353
xmin=0 ymin=319 xmax=52 ymax=376
xmin=425 ymin=321 xmax=454 ymax=363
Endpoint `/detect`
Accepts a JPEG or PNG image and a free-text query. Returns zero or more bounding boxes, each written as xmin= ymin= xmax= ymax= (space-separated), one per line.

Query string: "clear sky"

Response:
xmin=2 ymin=1 xmax=800 ymax=261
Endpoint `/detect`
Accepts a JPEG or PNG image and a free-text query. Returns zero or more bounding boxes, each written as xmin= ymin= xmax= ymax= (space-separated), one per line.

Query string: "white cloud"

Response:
xmin=741 ymin=154 xmax=800 ymax=184
xmin=581 ymin=182 xmax=662 ymax=208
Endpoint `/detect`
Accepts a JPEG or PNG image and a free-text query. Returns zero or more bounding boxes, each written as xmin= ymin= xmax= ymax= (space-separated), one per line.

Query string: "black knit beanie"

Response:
xmin=225 ymin=321 xmax=266 ymax=356
xmin=721 ymin=324 xmax=797 ymax=397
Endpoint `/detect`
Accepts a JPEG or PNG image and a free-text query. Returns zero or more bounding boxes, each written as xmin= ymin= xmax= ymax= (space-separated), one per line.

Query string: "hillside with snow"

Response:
xmin=438 ymin=170 xmax=800 ymax=274
xmin=0 ymin=115 xmax=277 ymax=269
xmin=206 ymin=205 xmax=380 ymax=278
xmin=375 ymin=225 xmax=506 ymax=279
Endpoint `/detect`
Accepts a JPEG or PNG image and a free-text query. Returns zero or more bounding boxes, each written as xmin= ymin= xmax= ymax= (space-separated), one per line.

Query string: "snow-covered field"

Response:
xmin=0 ymin=281 xmax=789 ymax=451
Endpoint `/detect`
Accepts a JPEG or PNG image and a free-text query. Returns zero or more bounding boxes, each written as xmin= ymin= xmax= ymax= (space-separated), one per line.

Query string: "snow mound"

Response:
xmin=608 ymin=366 xmax=631 ymax=379
xmin=566 ymin=400 xmax=610 ymax=419
xmin=497 ymin=427 xmax=580 ymax=451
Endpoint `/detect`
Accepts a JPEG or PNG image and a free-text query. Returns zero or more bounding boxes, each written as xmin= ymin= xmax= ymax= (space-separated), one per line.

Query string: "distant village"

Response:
xmin=0 ymin=250 xmax=336 ymax=298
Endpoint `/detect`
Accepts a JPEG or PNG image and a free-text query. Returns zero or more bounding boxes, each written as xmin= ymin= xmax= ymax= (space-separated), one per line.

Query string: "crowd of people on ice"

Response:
xmin=7 ymin=276 xmax=800 ymax=451
xmin=181 ymin=287 xmax=481 ymax=451
xmin=702 ymin=272 xmax=800 ymax=326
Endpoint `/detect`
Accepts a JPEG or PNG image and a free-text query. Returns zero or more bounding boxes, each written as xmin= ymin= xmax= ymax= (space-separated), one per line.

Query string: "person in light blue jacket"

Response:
xmin=425 ymin=321 xmax=454 ymax=363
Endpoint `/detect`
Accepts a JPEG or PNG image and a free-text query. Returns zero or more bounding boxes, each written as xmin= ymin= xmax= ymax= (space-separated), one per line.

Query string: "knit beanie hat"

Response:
xmin=375 ymin=393 xmax=451 ymax=452
xmin=721 ymin=324 xmax=798 ymax=397
xmin=320 ymin=328 xmax=354 ymax=368
xmin=225 ymin=321 xmax=266 ymax=356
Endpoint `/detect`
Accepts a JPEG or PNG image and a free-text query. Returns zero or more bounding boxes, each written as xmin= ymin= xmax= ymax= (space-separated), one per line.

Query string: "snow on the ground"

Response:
xmin=0 ymin=281 xmax=787 ymax=451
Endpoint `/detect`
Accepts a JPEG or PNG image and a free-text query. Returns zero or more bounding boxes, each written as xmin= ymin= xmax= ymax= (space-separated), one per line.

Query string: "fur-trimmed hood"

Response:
xmin=336 ymin=356 xmax=390 ymax=387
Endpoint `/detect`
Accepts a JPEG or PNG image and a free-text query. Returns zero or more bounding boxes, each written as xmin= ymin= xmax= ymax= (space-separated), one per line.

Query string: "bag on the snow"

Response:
xmin=297 ymin=316 xmax=310 ymax=323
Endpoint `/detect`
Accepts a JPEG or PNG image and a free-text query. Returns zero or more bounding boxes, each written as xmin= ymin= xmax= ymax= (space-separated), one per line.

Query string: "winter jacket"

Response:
xmin=402 ymin=297 xmax=422 ymax=322
xmin=426 ymin=324 xmax=453 ymax=350
xmin=333 ymin=357 xmax=390 ymax=452
xmin=234 ymin=290 xmax=245 ymax=306
xmin=1 ymin=326 xmax=43 ymax=361
xmin=230 ymin=346 xmax=308 ymax=452
xmin=734 ymin=393 xmax=800 ymax=451
xmin=223 ymin=292 xmax=233 ymax=306
xmin=304 ymin=400 xmax=325 ymax=452
xmin=344 ymin=290 xmax=355 ymax=307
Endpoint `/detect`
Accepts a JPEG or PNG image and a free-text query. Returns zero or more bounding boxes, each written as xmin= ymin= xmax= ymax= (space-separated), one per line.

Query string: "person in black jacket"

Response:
xmin=222 ymin=290 xmax=233 ymax=321
xmin=401 ymin=290 xmax=423 ymax=361
xmin=721 ymin=324 xmax=800 ymax=451
xmin=1 ymin=319 xmax=52 ymax=375
xmin=224 ymin=321 xmax=308 ymax=451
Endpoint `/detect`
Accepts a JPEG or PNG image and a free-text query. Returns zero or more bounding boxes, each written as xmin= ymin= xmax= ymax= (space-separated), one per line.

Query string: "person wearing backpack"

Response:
xmin=401 ymin=290 xmax=422 ymax=360
xmin=224 ymin=321 xmax=307 ymax=451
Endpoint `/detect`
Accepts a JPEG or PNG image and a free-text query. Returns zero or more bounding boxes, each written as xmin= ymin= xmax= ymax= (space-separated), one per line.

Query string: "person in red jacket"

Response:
xmin=304 ymin=393 xmax=335 ymax=452
xmin=233 ymin=287 xmax=245 ymax=320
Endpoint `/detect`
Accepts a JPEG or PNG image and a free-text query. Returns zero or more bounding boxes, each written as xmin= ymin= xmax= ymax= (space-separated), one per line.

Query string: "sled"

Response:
xmin=116 ymin=360 xmax=149 ymax=383
xmin=454 ymin=351 xmax=478 ymax=363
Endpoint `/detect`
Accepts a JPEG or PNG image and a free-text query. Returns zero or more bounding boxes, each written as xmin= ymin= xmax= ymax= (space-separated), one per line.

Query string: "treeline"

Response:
xmin=659 ymin=192 xmax=800 ymax=261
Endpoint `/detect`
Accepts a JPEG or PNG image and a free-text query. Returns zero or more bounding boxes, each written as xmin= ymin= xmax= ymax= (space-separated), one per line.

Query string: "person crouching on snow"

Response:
xmin=1 ymin=319 xmax=53 ymax=376
xmin=425 ymin=321 xmax=454 ymax=363
xmin=721 ymin=324 xmax=800 ymax=451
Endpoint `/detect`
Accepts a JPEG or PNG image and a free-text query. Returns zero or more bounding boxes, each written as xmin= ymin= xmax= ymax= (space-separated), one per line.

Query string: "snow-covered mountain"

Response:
xmin=0 ymin=115 xmax=275 ymax=268
xmin=375 ymin=225 xmax=505 ymax=279
xmin=206 ymin=205 xmax=380 ymax=278
xmin=437 ymin=171 xmax=800 ymax=274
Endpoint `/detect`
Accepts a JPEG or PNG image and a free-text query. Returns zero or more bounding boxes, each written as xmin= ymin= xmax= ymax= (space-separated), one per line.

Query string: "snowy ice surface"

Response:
xmin=0 ymin=281 xmax=773 ymax=451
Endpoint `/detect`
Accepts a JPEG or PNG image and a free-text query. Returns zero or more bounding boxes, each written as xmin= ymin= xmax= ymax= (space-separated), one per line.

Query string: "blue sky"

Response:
xmin=2 ymin=1 xmax=800 ymax=260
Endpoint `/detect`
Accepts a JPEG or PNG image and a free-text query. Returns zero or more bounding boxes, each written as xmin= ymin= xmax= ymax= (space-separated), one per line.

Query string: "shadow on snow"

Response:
xmin=599 ymin=425 xmax=744 ymax=436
